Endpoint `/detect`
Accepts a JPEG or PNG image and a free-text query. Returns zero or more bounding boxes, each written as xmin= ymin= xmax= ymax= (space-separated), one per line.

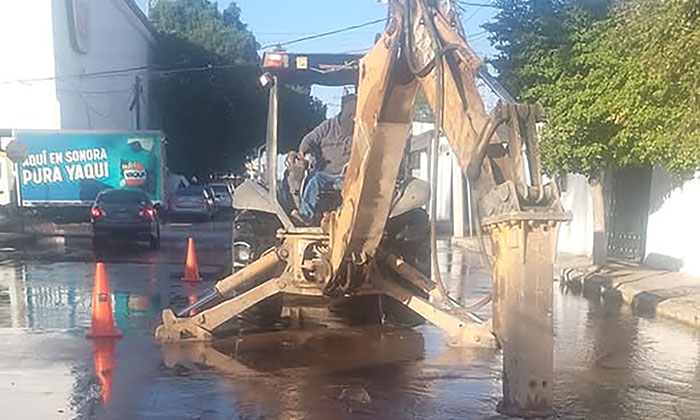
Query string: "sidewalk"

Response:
xmin=23 ymin=222 xmax=90 ymax=238
xmin=574 ymin=263 xmax=700 ymax=329
xmin=451 ymin=236 xmax=700 ymax=329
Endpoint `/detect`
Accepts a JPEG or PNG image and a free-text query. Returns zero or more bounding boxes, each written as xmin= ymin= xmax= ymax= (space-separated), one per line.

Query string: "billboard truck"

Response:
xmin=13 ymin=131 xmax=166 ymax=207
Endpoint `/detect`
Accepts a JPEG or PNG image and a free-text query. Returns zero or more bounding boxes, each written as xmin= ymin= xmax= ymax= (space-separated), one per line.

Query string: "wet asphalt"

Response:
xmin=0 ymin=219 xmax=699 ymax=420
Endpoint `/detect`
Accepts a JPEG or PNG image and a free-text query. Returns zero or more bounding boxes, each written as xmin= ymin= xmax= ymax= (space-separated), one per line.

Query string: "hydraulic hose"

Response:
xmin=176 ymin=289 xmax=220 ymax=317
xmin=428 ymin=48 xmax=454 ymax=306
xmin=417 ymin=0 xmax=491 ymax=316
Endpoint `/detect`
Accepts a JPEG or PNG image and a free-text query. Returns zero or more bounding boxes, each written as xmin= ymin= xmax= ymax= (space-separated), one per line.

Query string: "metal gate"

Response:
xmin=607 ymin=167 xmax=652 ymax=262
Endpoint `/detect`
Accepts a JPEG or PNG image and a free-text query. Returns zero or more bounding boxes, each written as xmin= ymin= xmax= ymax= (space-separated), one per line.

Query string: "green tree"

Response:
xmin=149 ymin=0 xmax=326 ymax=176
xmin=150 ymin=1 xmax=257 ymax=62
xmin=484 ymin=0 xmax=612 ymax=263
xmin=485 ymin=0 xmax=700 ymax=264
xmin=483 ymin=0 xmax=611 ymax=102
xmin=538 ymin=0 xmax=700 ymax=176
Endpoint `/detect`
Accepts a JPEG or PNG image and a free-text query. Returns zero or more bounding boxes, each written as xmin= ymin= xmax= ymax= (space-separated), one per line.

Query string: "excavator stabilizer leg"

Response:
xmin=372 ymin=254 xmax=496 ymax=348
xmin=155 ymin=277 xmax=284 ymax=343
xmin=155 ymin=248 xmax=288 ymax=343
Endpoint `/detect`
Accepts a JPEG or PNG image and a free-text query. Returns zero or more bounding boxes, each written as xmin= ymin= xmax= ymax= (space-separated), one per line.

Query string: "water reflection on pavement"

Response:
xmin=0 ymin=235 xmax=699 ymax=419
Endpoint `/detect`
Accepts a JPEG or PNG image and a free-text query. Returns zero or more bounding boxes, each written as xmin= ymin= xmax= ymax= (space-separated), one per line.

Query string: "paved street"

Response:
xmin=0 ymin=222 xmax=698 ymax=419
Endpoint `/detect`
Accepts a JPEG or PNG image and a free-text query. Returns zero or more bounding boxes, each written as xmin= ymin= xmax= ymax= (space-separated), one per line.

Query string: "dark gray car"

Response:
xmin=169 ymin=186 xmax=216 ymax=220
xmin=90 ymin=189 xmax=161 ymax=249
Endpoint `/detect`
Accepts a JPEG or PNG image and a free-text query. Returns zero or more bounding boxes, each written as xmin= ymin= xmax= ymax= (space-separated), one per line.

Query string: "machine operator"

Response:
xmin=290 ymin=94 xmax=357 ymax=225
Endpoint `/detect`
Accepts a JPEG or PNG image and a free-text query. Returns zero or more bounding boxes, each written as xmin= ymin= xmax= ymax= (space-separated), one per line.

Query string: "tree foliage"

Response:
xmin=150 ymin=0 xmax=326 ymax=176
xmin=485 ymin=0 xmax=700 ymax=176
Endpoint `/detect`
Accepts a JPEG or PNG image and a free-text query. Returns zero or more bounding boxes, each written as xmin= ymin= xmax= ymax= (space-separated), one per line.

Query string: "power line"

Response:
xmin=467 ymin=29 xmax=489 ymax=39
xmin=0 ymin=61 xmax=260 ymax=85
xmin=344 ymin=28 xmax=487 ymax=55
xmin=58 ymin=88 xmax=132 ymax=94
xmin=465 ymin=5 xmax=485 ymax=21
xmin=456 ymin=1 xmax=498 ymax=8
xmin=260 ymin=18 xmax=386 ymax=50
xmin=1 ymin=12 xmax=490 ymax=86
xmin=0 ymin=65 xmax=151 ymax=85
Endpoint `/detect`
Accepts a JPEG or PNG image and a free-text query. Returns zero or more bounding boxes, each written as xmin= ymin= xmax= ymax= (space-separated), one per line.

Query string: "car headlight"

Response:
xmin=233 ymin=242 xmax=252 ymax=265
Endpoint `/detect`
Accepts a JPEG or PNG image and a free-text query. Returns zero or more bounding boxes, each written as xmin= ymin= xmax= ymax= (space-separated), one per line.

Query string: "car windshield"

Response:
xmin=179 ymin=187 xmax=205 ymax=197
xmin=97 ymin=190 xmax=148 ymax=204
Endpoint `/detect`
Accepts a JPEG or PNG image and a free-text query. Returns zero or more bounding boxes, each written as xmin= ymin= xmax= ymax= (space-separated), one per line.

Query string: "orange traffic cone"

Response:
xmin=182 ymin=237 xmax=202 ymax=282
xmin=92 ymin=338 xmax=117 ymax=404
xmin=86 ymin=263 xmax=123 ymax=339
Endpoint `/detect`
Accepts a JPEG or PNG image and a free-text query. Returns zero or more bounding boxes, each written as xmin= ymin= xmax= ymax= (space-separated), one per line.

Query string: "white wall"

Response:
xmin=645 ymin=168 xmax=700 ymax=276
xmin=0 ymin=1 xmax=61 ymax=129
xmin=51 ymin=0 xmax=155 ymax=130
xmin=0 ymin=0 xmax=156 ymax=131
xmin=411 ymin=124 xmax=596 ymax=250
xmin=557 ymin=174 xmax=594 ymax=256
xmin=410 ymin=122 xmax=452 ymax=221
xmin=551 ymin=169 xmax=700 ymax=272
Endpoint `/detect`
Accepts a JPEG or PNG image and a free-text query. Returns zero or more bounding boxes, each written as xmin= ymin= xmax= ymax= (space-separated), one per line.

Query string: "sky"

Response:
xmin=137 ymin=0 xmax=498 ymax=115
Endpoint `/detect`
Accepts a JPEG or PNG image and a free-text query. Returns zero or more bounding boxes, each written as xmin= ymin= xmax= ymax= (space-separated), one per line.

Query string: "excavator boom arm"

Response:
xmin=329 ymin=0 xmax=568 ymax=275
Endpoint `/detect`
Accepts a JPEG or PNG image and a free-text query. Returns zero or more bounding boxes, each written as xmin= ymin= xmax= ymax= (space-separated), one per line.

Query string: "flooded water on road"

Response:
xmin=1 ymin=236 xmax=699 ymax=419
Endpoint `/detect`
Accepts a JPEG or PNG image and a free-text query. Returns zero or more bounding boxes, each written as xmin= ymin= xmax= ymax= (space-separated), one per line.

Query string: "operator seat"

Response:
xmin=280 ymin=159 xmax=343 ymax=226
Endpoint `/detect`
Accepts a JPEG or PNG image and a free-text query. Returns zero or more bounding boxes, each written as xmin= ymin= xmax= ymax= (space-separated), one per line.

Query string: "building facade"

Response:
xmin=0 ymin=0 xmax=158 ymax=131
xmin=558 ymin=169 xmax=700 ymax=277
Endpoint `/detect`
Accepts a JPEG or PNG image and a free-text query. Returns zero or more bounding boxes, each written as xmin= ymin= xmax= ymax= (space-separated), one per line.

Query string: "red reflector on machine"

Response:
xmin=263 ymin=52 xmax=289 ymax=69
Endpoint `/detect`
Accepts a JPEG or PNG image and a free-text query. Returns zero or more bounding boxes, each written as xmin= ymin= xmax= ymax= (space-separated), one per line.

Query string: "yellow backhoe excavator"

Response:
xmin=156 ymin=1 xmax=571 ymax=416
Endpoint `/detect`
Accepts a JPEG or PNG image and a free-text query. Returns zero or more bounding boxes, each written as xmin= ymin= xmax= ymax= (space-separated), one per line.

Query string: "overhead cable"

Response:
xmin=259 ymin=18 xmax=386 ymax=50
xmin=456 ymin=1 xmax=498 ymax=8
xmin=0 ymin=65 xmax=151 ymax=85
xmin=0 ymin=62 xmax=259 ymax=85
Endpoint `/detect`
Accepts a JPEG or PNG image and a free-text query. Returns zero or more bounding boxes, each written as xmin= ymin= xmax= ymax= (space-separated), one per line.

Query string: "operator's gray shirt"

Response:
xmin=299 ymin=115 xmax=353 ymax=175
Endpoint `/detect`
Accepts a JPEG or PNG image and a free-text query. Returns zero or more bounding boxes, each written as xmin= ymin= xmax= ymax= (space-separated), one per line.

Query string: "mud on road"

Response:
xmin=1 ymin=221 xmax=700 ymax=419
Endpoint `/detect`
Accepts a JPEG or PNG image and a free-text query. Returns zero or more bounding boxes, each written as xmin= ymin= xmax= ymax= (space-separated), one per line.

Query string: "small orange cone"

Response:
xmin=182 ymin=237 xmax=202 ymax=282
xmin=86 ymin=263 xmax=123 ymax=339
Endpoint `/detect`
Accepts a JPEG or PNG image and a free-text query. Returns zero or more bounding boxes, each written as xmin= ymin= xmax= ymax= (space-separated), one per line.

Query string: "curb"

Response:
xmin=570 ymin=268 xmax=700 ymax=330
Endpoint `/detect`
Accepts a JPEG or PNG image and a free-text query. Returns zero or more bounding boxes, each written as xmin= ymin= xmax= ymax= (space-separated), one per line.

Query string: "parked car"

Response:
xmin=208 ymin=182 xmax=234 ymax=210
xmin=90 ymin=189 xmax=161 ymax=249
xmin=169 ymin=186 xmax=216 ymax=221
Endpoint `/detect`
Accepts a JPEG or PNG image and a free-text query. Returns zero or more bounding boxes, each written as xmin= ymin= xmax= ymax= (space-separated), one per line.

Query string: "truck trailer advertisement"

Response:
xmin=15 ymin=131 xmax=165 ymax=206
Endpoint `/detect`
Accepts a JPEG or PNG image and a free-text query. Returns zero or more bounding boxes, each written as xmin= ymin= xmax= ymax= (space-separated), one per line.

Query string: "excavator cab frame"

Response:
xmin=234 ymin=52 xmax=364 ymax=232
xmin=234 ymin=50 xmax=432 ymax=266
xmin=231 ymin=52 xmax=365 ymax=268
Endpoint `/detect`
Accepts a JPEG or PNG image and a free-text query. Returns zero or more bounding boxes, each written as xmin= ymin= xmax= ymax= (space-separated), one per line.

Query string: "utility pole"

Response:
xmin=130 ymin=75 xmax=142 ymax=130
